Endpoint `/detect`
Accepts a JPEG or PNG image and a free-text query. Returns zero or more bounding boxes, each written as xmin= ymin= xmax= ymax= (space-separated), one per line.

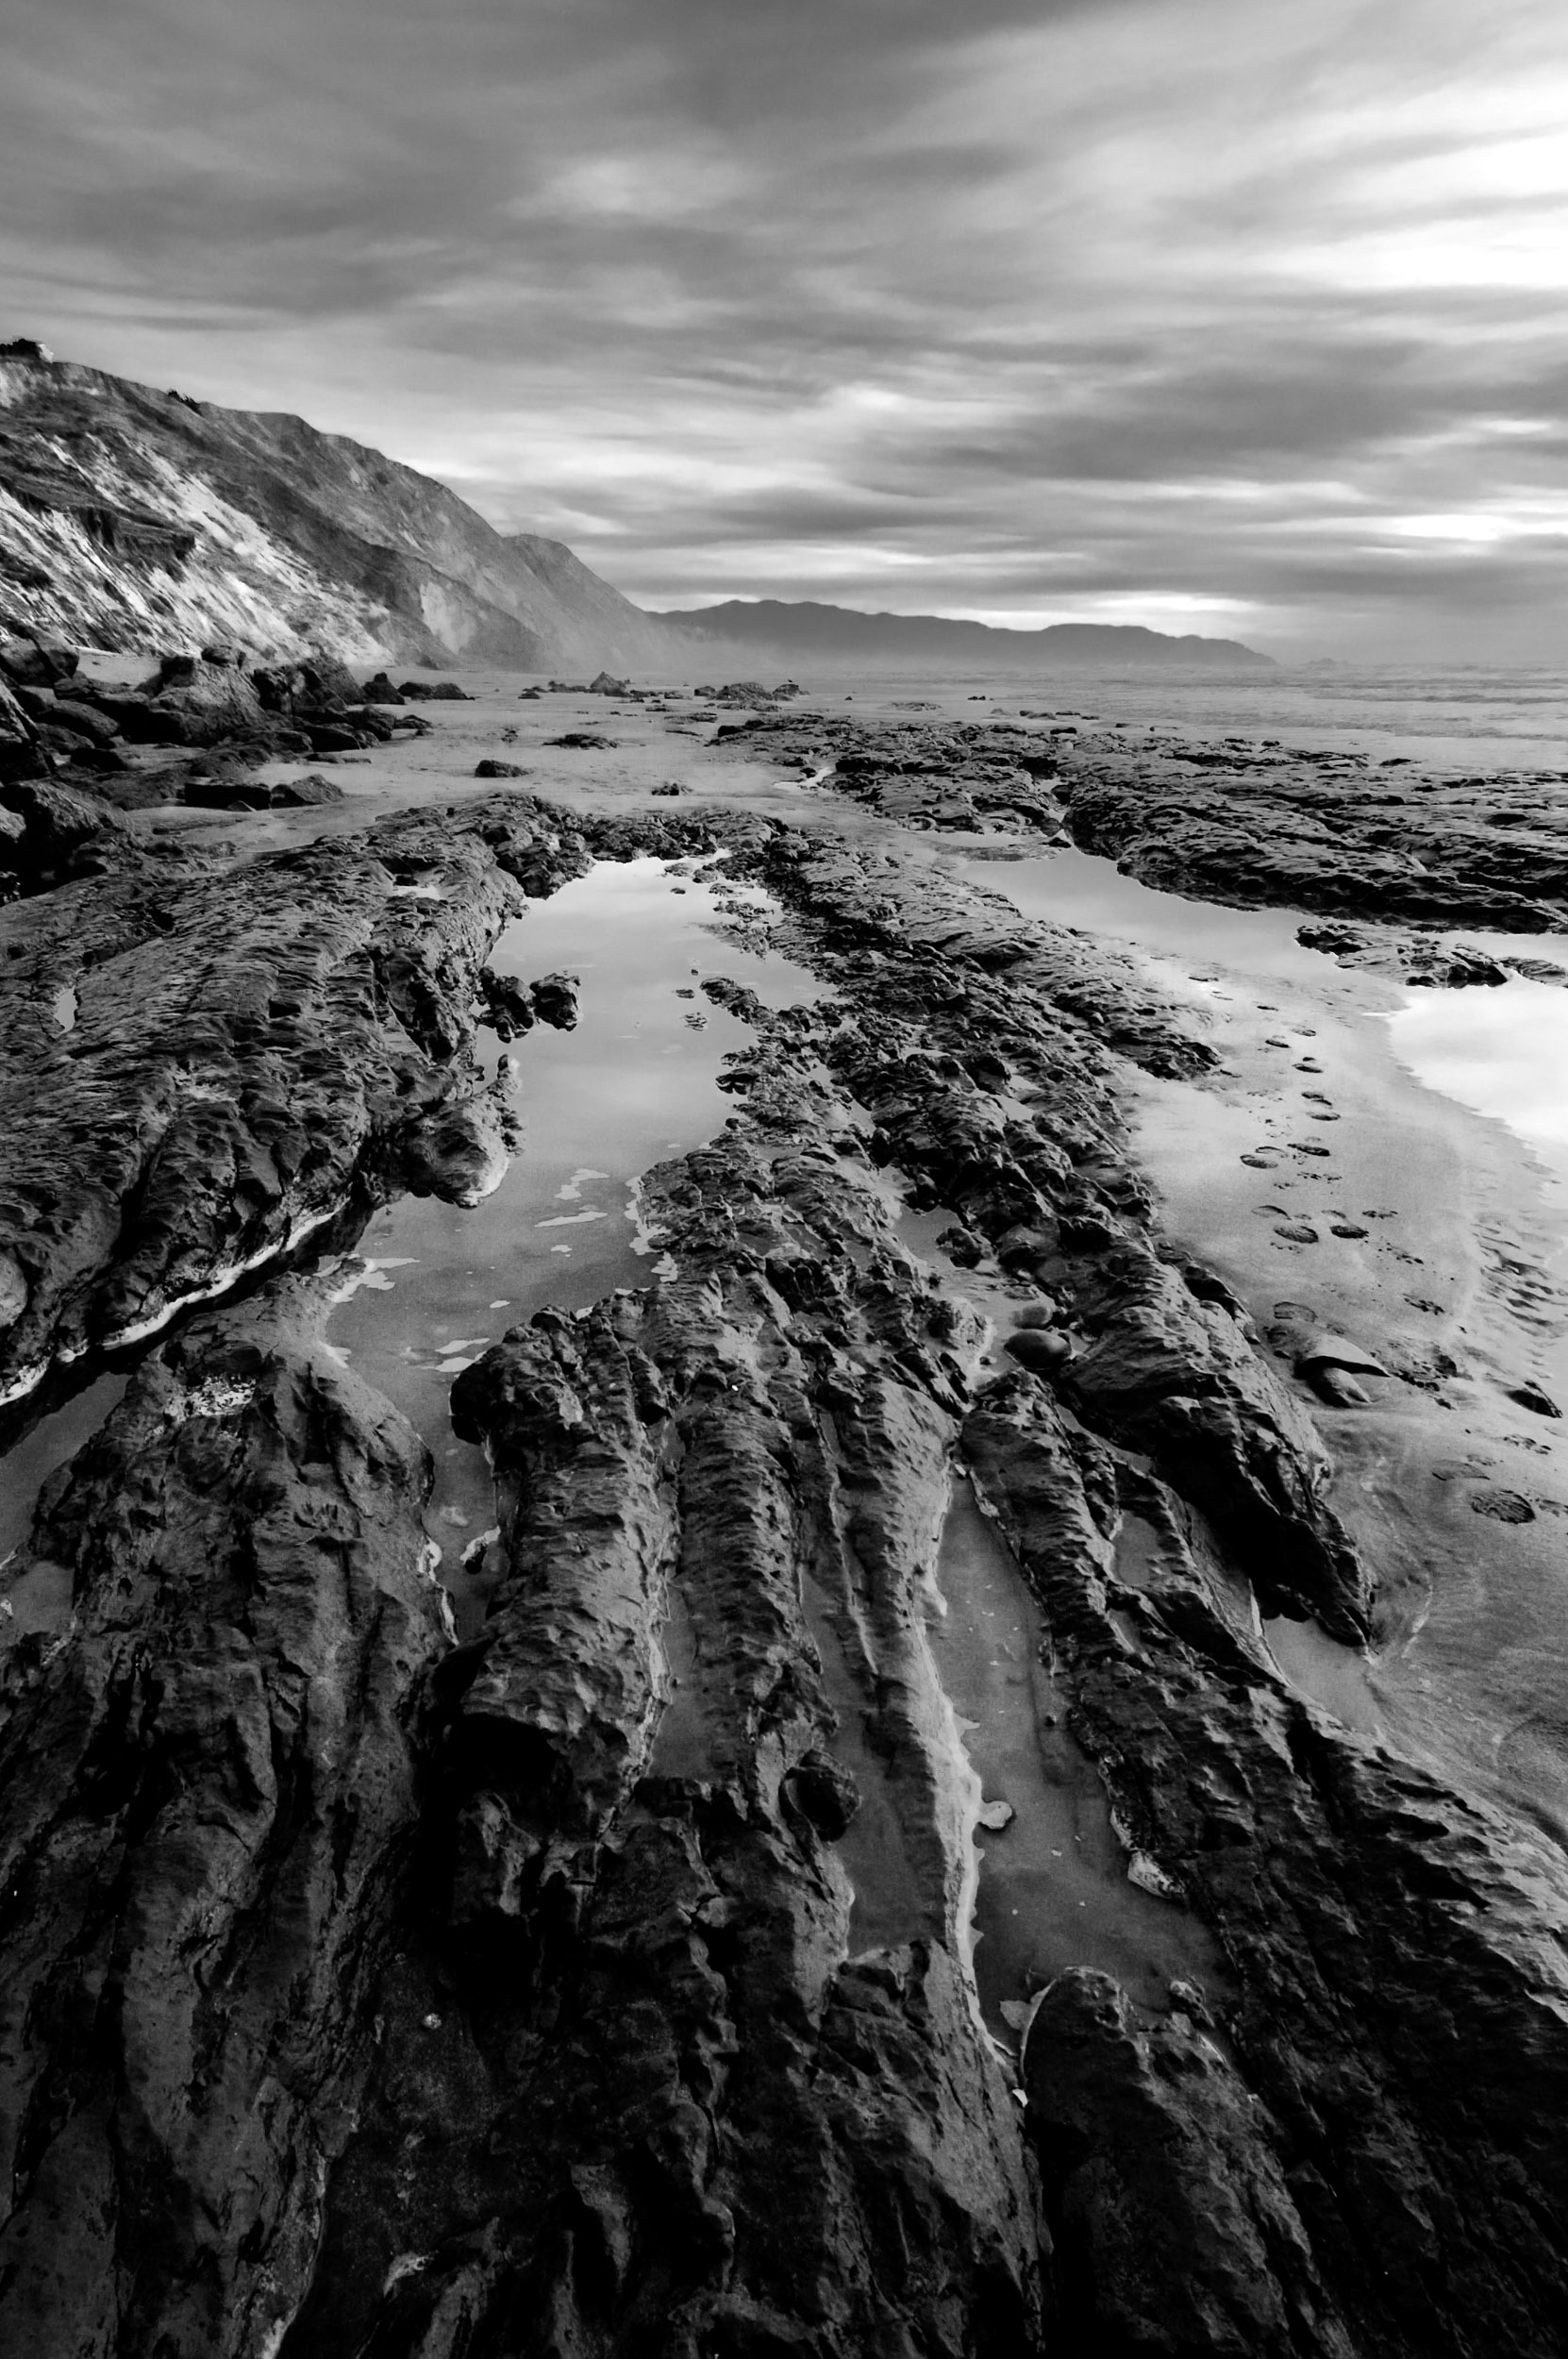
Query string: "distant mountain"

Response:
xmin=656 ymin=598 xmax=1274 ymax=669
xmin=0 ymin=347 xmax=676 ymax=670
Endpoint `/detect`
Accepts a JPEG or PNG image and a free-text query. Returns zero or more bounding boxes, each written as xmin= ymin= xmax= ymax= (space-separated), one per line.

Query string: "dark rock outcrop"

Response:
xmin=0 ymin=794 xmax=588 ymax=1408
xmin=5 ymin=754 xmax=1568 ymax=2357
xmin=1055 ymin=733 xmax=1568 ymax=930
xmin=0 ymin=1277 xmax=451 ymax=2356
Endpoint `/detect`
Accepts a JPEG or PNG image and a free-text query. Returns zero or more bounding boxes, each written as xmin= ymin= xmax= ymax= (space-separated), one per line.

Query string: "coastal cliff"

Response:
xmin=0 ymin=351 xmax=676 ymax=672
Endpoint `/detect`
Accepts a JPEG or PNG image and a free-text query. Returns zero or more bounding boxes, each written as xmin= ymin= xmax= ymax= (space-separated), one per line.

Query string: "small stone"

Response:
xmin=1507 ymin=1382 xmax=1560 ymax=1419
xmin=1005 ymin=1328 xmax=1073 ymax=1372
xmin=1470 ymin=1489 xmax=1536 ymax=1524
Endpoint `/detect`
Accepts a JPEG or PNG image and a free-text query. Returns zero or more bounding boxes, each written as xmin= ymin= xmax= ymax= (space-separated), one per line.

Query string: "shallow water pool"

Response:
xmin=325 ymin=856 xmax=823 ymax=1615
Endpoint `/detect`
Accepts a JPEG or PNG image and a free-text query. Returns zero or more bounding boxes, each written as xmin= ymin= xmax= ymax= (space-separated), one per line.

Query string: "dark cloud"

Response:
xmin=2 ymin=0 xmax=1565 ymax=656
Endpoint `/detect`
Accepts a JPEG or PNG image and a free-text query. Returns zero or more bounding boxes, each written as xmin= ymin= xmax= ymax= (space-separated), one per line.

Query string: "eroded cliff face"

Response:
xmin=0 ymin=355 xmax=678 ymax=670
xmin=2 ymin=780 xmax=1568 ymax=2357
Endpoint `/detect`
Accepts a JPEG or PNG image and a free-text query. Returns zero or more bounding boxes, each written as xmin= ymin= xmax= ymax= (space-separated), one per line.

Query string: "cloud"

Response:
xmin=1 ymin=0 xmax=1565 ymax=655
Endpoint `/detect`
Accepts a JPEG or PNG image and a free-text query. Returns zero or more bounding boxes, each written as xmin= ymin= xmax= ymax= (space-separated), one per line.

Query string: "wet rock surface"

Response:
xmin=717 ymin=707 xmax=1568 ymax=937
xmin=0 ymin=793 xmax=591 ymax=1409
xmin=1054 ymin=732 xmax=1568 ymax=930
xmin=3 ymin=743 xmax=1568 ymax=2354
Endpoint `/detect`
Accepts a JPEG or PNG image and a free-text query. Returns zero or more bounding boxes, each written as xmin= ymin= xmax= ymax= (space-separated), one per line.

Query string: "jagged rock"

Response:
xmin=0 ymin=635 xmax=77 ymax=690
xmin=528 ymin=969 xmax=579 ymax=1029
xmin=0 ymin=795 xmax=585 ymax=1403
xmin=360 ymin=669 xmax=405 ymax=704
xmin=712 ymin=711 xmax=1063 ymax=834
xmin=131 ymin=650 xmax=271 ymax=747
xmin=0 ymin=777 xmax=125 ymax=892
xmin=1054 ymin=733 xmax=1568 ymax=930
xmin=0 ymin=1276 xmax=451 ymax=2354
xmin=38 ymin=694 xmax=119 ymax=747
xmin=477 ymin=969 xmax=535 ymax=1040
xmin=397 ymin=1090 xmax=511 ymax=1206
xmin=253 ymin=654 xmax=364 ymax=715
xmin=1026 ymin=1971 xmax=1347 ymax=2356
xmin=964 ymin=1366 xmax=1568 ymax=2358
xmin=546 ymin=728 xmax=616 ymax=748
xmin=5 ymin=751 xmax=1568 ymax=2357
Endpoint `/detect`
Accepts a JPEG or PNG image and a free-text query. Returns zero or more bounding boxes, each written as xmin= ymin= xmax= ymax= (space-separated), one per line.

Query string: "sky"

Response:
xmin=2 ymin=0 xmax=1566 ymax=660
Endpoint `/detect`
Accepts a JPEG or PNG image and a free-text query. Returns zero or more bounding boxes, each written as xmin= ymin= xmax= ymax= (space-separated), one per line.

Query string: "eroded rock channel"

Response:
xmin=4 ymin=746 xmax=1568 ymax=2358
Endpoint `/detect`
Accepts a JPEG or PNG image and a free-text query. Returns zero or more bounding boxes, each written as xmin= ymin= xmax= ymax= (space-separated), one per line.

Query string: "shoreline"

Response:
xmin=6 ymin=651 xmax=1568 ymax=2352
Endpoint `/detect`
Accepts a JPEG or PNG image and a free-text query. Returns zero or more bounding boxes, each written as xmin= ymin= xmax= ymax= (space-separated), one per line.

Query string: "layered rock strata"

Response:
xmin=0 ymin=794 xmax=589 ymax=1413
xmin=713 ymin=709 xmax=1568 ymax=934
xmin=1053 ymin=735 xmax=1568 ymax=930
xmin=2 ymin=789 xmax=1567 ymax=2354
xmin=0 ymin=351 xmax=679 ymax=670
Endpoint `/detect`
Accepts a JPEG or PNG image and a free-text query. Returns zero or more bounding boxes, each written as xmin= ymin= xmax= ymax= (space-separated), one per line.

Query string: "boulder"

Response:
xmin=32 ymin=723 xmax=101 ymax=763
xmin=398 ymin=1094 xmax=510 ymax=1206
xmin=478 ymin=971 xmax=536 ymax=1041
xmin=360 ymin=671 xmax=405 ymax=705
xmin=528 ymin=970 xmax=579 ymax=1029
xmin=139 ymin=653 xmax=270 ymax=746
xmin=1005 ymin=1327 xmax=1074 ymax=1374
xmin=274 ymin=771 xmax=346 ymax=807
xmin=475 ymin=759 xmax=529 ymax=779
xmin=183 ymin=776 xmax=274 ymax=811
xmin=251 ymin=655 xmax=363 ymax=717
xmin=0 ymin=776 xmax=125 ymax=885
xmin=397 ymin=678 xmax=472 ymax=701
xmin=0 ymin=635 xmax=77 ymax=690
xmin=46 ymin=697 xmax=122 ymax=747
xmin=184 ymin=771 xmax=345 ymax=811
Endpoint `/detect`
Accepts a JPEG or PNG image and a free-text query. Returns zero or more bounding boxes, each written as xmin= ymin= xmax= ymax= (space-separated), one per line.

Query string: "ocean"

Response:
xmin=773 ymin=663 xmax=1568 ymax=772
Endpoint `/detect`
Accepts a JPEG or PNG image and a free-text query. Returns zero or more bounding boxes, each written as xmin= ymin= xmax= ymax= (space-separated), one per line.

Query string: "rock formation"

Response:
xmin=0 ymin=350 xmax=679 ymax=671
xmin=4 ymin=692 xmax=1568 ymax=2352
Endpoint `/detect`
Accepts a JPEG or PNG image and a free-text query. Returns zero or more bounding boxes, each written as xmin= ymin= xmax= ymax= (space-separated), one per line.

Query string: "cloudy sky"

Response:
xmin=3 ymin=0 xmax=1565 ymax=657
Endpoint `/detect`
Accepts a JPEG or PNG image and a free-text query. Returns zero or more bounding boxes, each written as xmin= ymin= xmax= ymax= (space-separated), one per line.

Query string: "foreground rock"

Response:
xmin=0 ymin=794 xmax=590 ymax=1408
xmin=0 ymin=1277 xmax=451 ymax=2354
xmin=3 ymin=782 xmax=1568 ymax=2354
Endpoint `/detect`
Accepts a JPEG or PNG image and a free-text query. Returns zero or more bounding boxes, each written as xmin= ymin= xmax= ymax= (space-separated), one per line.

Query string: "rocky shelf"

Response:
xmin=4 ymin=666 xmax=1568 ymax=2357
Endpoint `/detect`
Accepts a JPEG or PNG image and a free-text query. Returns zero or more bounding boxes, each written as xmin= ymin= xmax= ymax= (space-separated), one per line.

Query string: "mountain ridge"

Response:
xmin=656 ymin=595 xmax=1275 ymax=668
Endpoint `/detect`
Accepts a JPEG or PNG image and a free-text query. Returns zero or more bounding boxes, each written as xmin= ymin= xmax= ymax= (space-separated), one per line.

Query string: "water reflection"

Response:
xmin=325 ymin=856 xmax=823 ymax=1615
